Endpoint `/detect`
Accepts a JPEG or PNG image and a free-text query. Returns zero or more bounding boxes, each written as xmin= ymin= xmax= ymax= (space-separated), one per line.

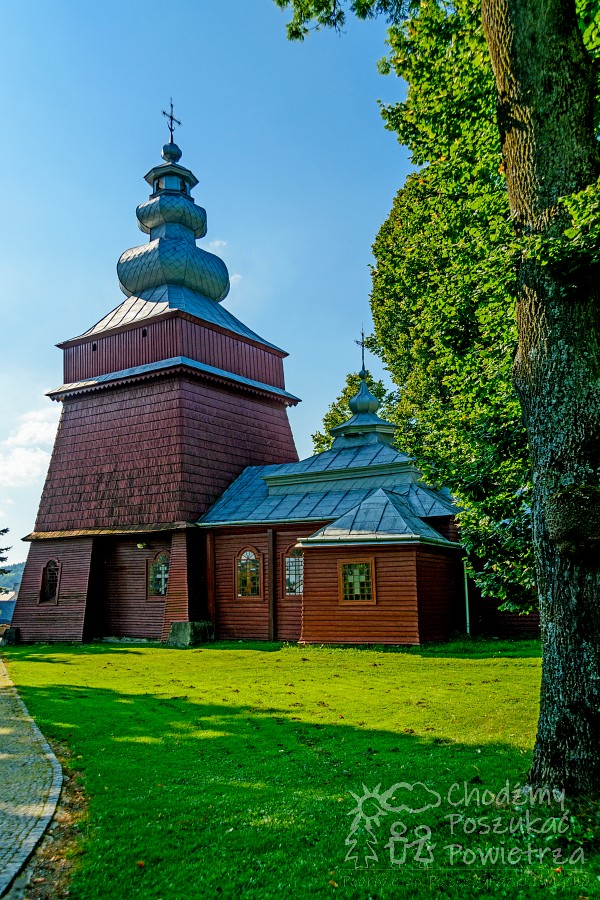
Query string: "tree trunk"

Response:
xmin=481 ymin=0 xmax=600 ymax=793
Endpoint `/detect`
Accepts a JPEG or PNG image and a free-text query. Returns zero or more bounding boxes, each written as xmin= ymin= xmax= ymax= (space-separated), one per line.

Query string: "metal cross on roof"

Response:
xmin=355 ymin=326 xmax=366 ymax=371
xmin=162 ymin=98 xmax=182 ymax=143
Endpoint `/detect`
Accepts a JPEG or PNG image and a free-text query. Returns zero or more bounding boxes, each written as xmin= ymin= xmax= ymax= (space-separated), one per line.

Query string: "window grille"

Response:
xmin=284 ymin=548 xmax=304 ymax=596
xmin=340 ymin=562 xmax=374 ymax=602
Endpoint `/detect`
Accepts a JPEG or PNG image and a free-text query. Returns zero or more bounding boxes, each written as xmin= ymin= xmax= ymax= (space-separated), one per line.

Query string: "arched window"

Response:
xmin=148 ymin=552 xmax=170 ymax=598
xmin=283 ymin=546 xmax=303 ymax=597
xmin=236 ymin=548 xmax=261 ymax=598
xmin=40 ymin=559 xmax=60 ymax=604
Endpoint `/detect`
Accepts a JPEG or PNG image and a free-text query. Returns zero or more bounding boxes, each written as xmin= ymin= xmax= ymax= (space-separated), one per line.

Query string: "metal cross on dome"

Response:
xmin=355 ymin=326 xmax=366 ymax=371
xmin=162 ymin=98 xmax=182 ymax=143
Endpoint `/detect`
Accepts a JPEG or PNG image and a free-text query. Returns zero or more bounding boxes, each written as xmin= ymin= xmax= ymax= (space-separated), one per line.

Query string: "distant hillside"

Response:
xmin=0 ymin=562 xmax=25 ymax=592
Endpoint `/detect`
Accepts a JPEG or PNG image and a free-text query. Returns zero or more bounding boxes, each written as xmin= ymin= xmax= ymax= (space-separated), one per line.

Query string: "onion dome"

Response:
xmin=348 ymin=368 xmax=381 ymax=415
xmin=117 ymin=143 xmax=230 ymax=303
xmin=330 ymin=370 xmax=397 ymax=447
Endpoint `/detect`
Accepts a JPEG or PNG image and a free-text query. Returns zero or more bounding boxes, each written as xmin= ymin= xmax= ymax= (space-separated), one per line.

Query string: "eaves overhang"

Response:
xmin=297 ymin=535 xmax=460 ymax=549
xmin=23 ymin=521 xmax=194 ymax=541
xmin=195 ymin=516 xmax=328 ymax=529
xmin=46 ymin=356 xmax=301 ymax=405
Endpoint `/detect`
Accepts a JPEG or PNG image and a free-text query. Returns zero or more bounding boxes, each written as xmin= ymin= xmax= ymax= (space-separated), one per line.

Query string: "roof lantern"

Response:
xmin=330 ymin=370 xmax=397 ymax=446
xmin=116 ymin=106 xmax=230 ymax=303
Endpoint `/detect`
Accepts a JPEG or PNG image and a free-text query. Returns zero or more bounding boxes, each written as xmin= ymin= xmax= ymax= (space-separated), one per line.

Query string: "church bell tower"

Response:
xmin=14 ymin=125 xmax=299 ymax=641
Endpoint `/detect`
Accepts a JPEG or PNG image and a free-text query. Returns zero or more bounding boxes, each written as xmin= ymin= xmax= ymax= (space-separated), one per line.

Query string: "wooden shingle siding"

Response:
xmin=13 ymin=538 xmax=93 ymax=641
xmin=35 ymin=375 xmax=297 ymax=533
xmin=301 ymin=546 xmax=420 ymax=645
xmin=416 ymin=549 xmax=463 ymax=643
xmin=177 ymin=378 xmax=298 ymax=521
xmin=63 ymin=316 xmax=286 ymax=389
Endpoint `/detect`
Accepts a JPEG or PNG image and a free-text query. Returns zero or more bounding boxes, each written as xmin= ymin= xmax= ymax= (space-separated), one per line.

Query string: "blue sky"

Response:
xmin=0 ymin=0 xmax=411 ymax=563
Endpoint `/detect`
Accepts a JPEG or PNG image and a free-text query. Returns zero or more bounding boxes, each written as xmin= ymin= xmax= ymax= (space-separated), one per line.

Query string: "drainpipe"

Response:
xmin=463 ymin=559 xmax=471 ymax=636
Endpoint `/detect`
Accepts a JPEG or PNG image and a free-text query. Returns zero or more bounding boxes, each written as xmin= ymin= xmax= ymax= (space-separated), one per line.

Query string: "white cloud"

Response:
xmin=6 ymin=407 xmax=60 ymax=447
xmin=0 ymin=447 xmax=51 ymax=487
xmin=230 ymin=273 xmax=242 ymax=287
xmin=0 ymin=407 xmax=59 ymax=487
xmin=207 ymin=239 xmax=228 ymax=251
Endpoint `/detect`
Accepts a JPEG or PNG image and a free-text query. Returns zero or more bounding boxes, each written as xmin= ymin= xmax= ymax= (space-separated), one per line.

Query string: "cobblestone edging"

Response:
xmin=0 ymin=658 xmax=63 ymax=898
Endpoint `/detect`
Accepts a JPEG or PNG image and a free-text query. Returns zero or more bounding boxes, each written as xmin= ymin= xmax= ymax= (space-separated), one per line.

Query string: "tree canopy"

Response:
xmin=309 ymin=0 xmax=534 ymax=607
xmin=277 ymin=0 xmax=600 ymax=792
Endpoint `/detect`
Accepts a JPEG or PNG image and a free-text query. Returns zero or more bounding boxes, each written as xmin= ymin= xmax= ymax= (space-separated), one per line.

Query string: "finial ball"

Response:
xmin=162 ymin=142 xmax=182 ymax=163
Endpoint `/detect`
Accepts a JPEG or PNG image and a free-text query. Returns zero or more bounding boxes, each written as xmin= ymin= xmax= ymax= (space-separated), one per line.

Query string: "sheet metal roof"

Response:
xmin=198 ymin=462 xmax=456 ymax=529
xmin=270 ymin=442 xmax=413 ymax=476
xmin=300 ymin=489 xmax=454 ymax=546
xmin=47 ymin=356 xmax=301 ymax=403
xmin=72 ymin=285 xmax=284 ymax=352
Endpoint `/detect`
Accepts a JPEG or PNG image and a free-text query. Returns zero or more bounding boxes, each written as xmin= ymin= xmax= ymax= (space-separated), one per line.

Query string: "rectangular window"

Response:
xmin=284 ymin=550 xmax=304 ymax=597
xmin=339 ymin=560 xmax=375 ymax=603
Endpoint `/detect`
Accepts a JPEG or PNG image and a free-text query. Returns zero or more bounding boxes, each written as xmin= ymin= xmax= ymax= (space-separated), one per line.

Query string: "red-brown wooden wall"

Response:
xmin=92 ymin=536 xmax=170 ymax=640
xmin=13 ymin=538 xmax=94 ymax=641
xmin=301 ymin=546 xmax=421 ymax=645
xmin=416 ymin=548 xmax=463 ymax=643
xmin=211 ymin=524 xmax=327 ymax=642
xmin=62 ymin=315 xmax=286 ymax=389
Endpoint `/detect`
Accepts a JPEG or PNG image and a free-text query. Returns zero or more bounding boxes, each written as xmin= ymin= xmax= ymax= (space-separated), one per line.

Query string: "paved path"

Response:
xmin=0 ymin=658 xmax=62 ymax=897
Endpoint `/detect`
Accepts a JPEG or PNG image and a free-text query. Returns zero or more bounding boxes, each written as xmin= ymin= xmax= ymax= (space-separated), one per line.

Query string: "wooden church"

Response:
xmin=13 ymin=134 xmax=467 ymax=646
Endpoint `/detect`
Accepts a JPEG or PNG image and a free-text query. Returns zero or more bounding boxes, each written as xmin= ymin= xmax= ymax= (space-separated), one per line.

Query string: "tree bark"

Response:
xmin=482 ymin=0 xmax=600 ymax=793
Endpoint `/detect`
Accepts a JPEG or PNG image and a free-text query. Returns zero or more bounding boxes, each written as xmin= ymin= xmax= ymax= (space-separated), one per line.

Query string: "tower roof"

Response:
xmin=117 ymin=141 xmax=230 ymax=303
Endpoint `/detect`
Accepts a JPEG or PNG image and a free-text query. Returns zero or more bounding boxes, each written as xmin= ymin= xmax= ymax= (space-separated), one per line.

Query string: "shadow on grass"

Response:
xmin=2 ymin=655 xmax=589 ymax=899
xmin=1 ymin=643 xmax=149 ymax=664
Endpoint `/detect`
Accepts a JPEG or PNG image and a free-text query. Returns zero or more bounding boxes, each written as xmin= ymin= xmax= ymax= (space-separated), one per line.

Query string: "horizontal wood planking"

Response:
xmin=274 ymin=525 xmax=326 ymax=642
xmin=35 ymin=374 xmax=298 ymax=532
xmin=209 ymin=524 xmax=327 ymax=641
xmin=301 ymin=546 xmax=420 ymax=645
xmin=477 ymin=595 xmax=540 ymax=637
xmin=63 ymin=316 xmax=286 ymax=389
xmin=13 ymin=538 xmax=93 ymax=641
xmin=416 ymin=549 xmax=463 ymax=643
xmin=214 ymin=530 xmax=270 ymax=640
xmin=161 ymin=530 xmax=190 ymax=640
xmin=96 ymin=536 xmax=170 ymax=640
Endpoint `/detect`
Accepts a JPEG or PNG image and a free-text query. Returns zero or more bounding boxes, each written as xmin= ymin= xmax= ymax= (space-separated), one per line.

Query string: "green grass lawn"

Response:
xmin=3 ymin=639 xmax=599 ymax=898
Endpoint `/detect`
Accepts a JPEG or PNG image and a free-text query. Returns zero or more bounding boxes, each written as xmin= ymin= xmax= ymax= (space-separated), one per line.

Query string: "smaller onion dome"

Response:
xmin=162 ymin=141 xmax=182 ymax=163
xmin=349 ymin=373 xmax=381 ymax=415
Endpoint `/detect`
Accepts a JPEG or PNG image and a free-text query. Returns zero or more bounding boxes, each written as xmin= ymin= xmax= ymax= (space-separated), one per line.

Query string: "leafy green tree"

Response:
xmin=312 ymin=371 xmax=394 ymax=452
xmin=275 ymin=0 xmax=600 ymax=794
xmin=371 ymin=0 xmax=533 ymax=609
